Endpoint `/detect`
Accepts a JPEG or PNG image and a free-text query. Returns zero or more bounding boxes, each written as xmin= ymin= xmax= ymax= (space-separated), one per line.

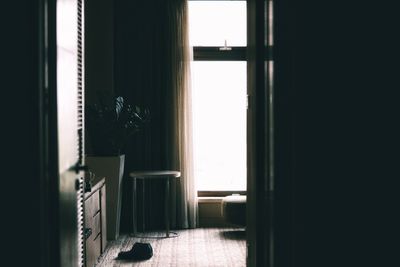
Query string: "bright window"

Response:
xmin=189 ymin=1 xmax=247 ymax=47
xmin=189 ymin=1 xmax=247 ymax=191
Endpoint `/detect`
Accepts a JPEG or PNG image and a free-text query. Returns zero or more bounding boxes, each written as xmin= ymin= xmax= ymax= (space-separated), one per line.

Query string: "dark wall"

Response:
xmin=274 ymin=1 xmax=399 ymax=266
xmin=3 ymin=1 xmax=41 ymax=266
xmin=85 ymin=0 xmax=115 ymax=107
xmin=85 ymin=0 xmax=115 ymax=155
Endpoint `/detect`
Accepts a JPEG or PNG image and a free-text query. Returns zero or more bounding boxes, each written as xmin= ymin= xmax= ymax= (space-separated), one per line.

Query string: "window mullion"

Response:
xmin=192 ymin=46 xmax=272 ymax=61
xmin=193 ymin=46 xmax=246 ymax=61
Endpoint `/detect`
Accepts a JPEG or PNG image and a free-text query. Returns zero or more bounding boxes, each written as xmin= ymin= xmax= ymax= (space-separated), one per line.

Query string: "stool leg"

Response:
xmin=132 ymin=178 xmax=137 ymax=236
xmin=142 ymin=180 xmax=145 ymax=233
xmin=165 ymin=178 xmax=170 ymax=237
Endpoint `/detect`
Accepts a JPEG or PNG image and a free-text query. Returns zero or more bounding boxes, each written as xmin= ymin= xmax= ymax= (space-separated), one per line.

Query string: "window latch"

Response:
xmin=219 ymin=40 xmax=232 ymax=51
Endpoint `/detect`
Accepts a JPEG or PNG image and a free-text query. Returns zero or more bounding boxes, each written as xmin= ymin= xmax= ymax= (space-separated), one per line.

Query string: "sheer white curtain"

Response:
xmin=166 ymin=0 xmax=198 ymax=229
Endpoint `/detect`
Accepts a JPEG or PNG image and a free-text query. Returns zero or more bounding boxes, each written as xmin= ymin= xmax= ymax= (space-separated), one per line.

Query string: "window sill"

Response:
xmin=197 ymin=196 xmax=224 ymax=203
xmin=197 ymin=191 xmax=246 ymax=197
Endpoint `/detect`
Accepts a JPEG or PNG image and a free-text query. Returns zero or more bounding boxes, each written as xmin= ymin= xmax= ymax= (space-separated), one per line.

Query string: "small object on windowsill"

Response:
xmin=219 ymin=39 xmax=232 ymax=51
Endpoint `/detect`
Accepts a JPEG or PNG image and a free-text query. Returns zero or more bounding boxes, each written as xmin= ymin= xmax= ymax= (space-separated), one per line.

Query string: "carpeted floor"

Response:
xmin=95 ymin=228 xmax=246 ymax=267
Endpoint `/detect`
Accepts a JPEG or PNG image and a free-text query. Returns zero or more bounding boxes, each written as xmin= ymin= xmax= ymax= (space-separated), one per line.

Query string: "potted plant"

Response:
xmin=86 ymin=96 xmax=150 ymax=156
xmin=85 ymin=96 xmax=150 ymax=240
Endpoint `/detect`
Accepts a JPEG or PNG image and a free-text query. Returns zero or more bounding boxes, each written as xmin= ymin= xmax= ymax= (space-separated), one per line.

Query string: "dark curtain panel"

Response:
xmin=116 ymin=0 xmax=196 ymax=233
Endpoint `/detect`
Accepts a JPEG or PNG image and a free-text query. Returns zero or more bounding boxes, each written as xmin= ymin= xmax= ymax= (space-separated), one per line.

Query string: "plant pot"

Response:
xmin=85 ymin=154 xmax=125 ymax=240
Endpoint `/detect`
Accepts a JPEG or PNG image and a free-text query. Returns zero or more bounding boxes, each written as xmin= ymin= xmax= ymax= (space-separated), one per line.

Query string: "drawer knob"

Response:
xmin=84 ymin=228 xmax=92 ymax=239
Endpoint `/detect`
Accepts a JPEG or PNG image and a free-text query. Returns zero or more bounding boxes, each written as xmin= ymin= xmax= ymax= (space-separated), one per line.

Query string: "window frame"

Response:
xmin=193 ymin=47 xmax=246 ymax=61
xmin=192 ymin=49 xmax=247 ymax=195
xmin=197 ymin=191 xmax=247 ymax=197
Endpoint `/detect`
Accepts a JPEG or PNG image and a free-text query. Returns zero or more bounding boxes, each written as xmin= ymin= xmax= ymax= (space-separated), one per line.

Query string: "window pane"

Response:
xmin=191 ymin=62 xmax=247 ymax=191
xmin=188 ymin=1 xmax=247 ymax=47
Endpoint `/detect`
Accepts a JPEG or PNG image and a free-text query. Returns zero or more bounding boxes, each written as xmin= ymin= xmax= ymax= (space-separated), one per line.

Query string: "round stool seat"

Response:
xmin=221 ymin=195 xmax=246 ymax=227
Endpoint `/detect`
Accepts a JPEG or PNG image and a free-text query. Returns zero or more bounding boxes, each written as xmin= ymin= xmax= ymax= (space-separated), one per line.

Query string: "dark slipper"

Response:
xmin=117 ymin=242 xmax=153 ymax=260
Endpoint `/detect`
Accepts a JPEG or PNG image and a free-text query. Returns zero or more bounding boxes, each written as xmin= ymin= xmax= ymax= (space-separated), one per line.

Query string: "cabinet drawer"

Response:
xmin=86 ymin=233 xmax=101 ymax=267
xmin=86 ymin=210 xmax=101 ymax=242
xmin=100 ymin=185 xmax=107 ymax=252
xmin=92 ymin=211 xmax=101 ymax=239
xmin=85 ymin=191 xmax=100 ymax=220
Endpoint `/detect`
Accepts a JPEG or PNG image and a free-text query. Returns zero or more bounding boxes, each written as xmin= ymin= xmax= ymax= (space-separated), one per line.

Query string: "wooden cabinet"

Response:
xmin=84 ymin=178 xmax=107 ymax=267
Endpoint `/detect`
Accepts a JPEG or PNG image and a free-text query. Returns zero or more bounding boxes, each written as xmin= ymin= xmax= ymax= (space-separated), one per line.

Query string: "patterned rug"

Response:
xmin=95 ymin=228 xmax=246 ymax=267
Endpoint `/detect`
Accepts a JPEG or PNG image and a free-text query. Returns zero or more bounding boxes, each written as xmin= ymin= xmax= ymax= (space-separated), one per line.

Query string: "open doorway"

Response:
xmin=93 ymin=0 xmax=253 ymax=266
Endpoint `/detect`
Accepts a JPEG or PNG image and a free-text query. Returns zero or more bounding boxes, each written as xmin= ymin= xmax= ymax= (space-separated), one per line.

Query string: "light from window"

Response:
xmin=189 ymin=1 xmax=247 ymax=192
xmin=191 ymin=62 xmax=247 ymax=191
xmin=188 ymin=1 xmax=247 ymax=47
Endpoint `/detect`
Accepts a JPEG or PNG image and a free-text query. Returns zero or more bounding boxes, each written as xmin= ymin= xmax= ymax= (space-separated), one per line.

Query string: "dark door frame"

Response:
xmin=40 ymin=0 xmax=85 ymax=266
xmin=246 ymin=0 xmax=273 ymax=266
xmin=39 ymin=0 xmax=60 ymax=266
xmin=247 ymin=0 xmax=296 ymax=266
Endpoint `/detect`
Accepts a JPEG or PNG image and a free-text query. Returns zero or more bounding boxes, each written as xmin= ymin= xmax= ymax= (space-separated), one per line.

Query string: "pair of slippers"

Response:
xmin=117 ymin=242 xmax=153 ymax=260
